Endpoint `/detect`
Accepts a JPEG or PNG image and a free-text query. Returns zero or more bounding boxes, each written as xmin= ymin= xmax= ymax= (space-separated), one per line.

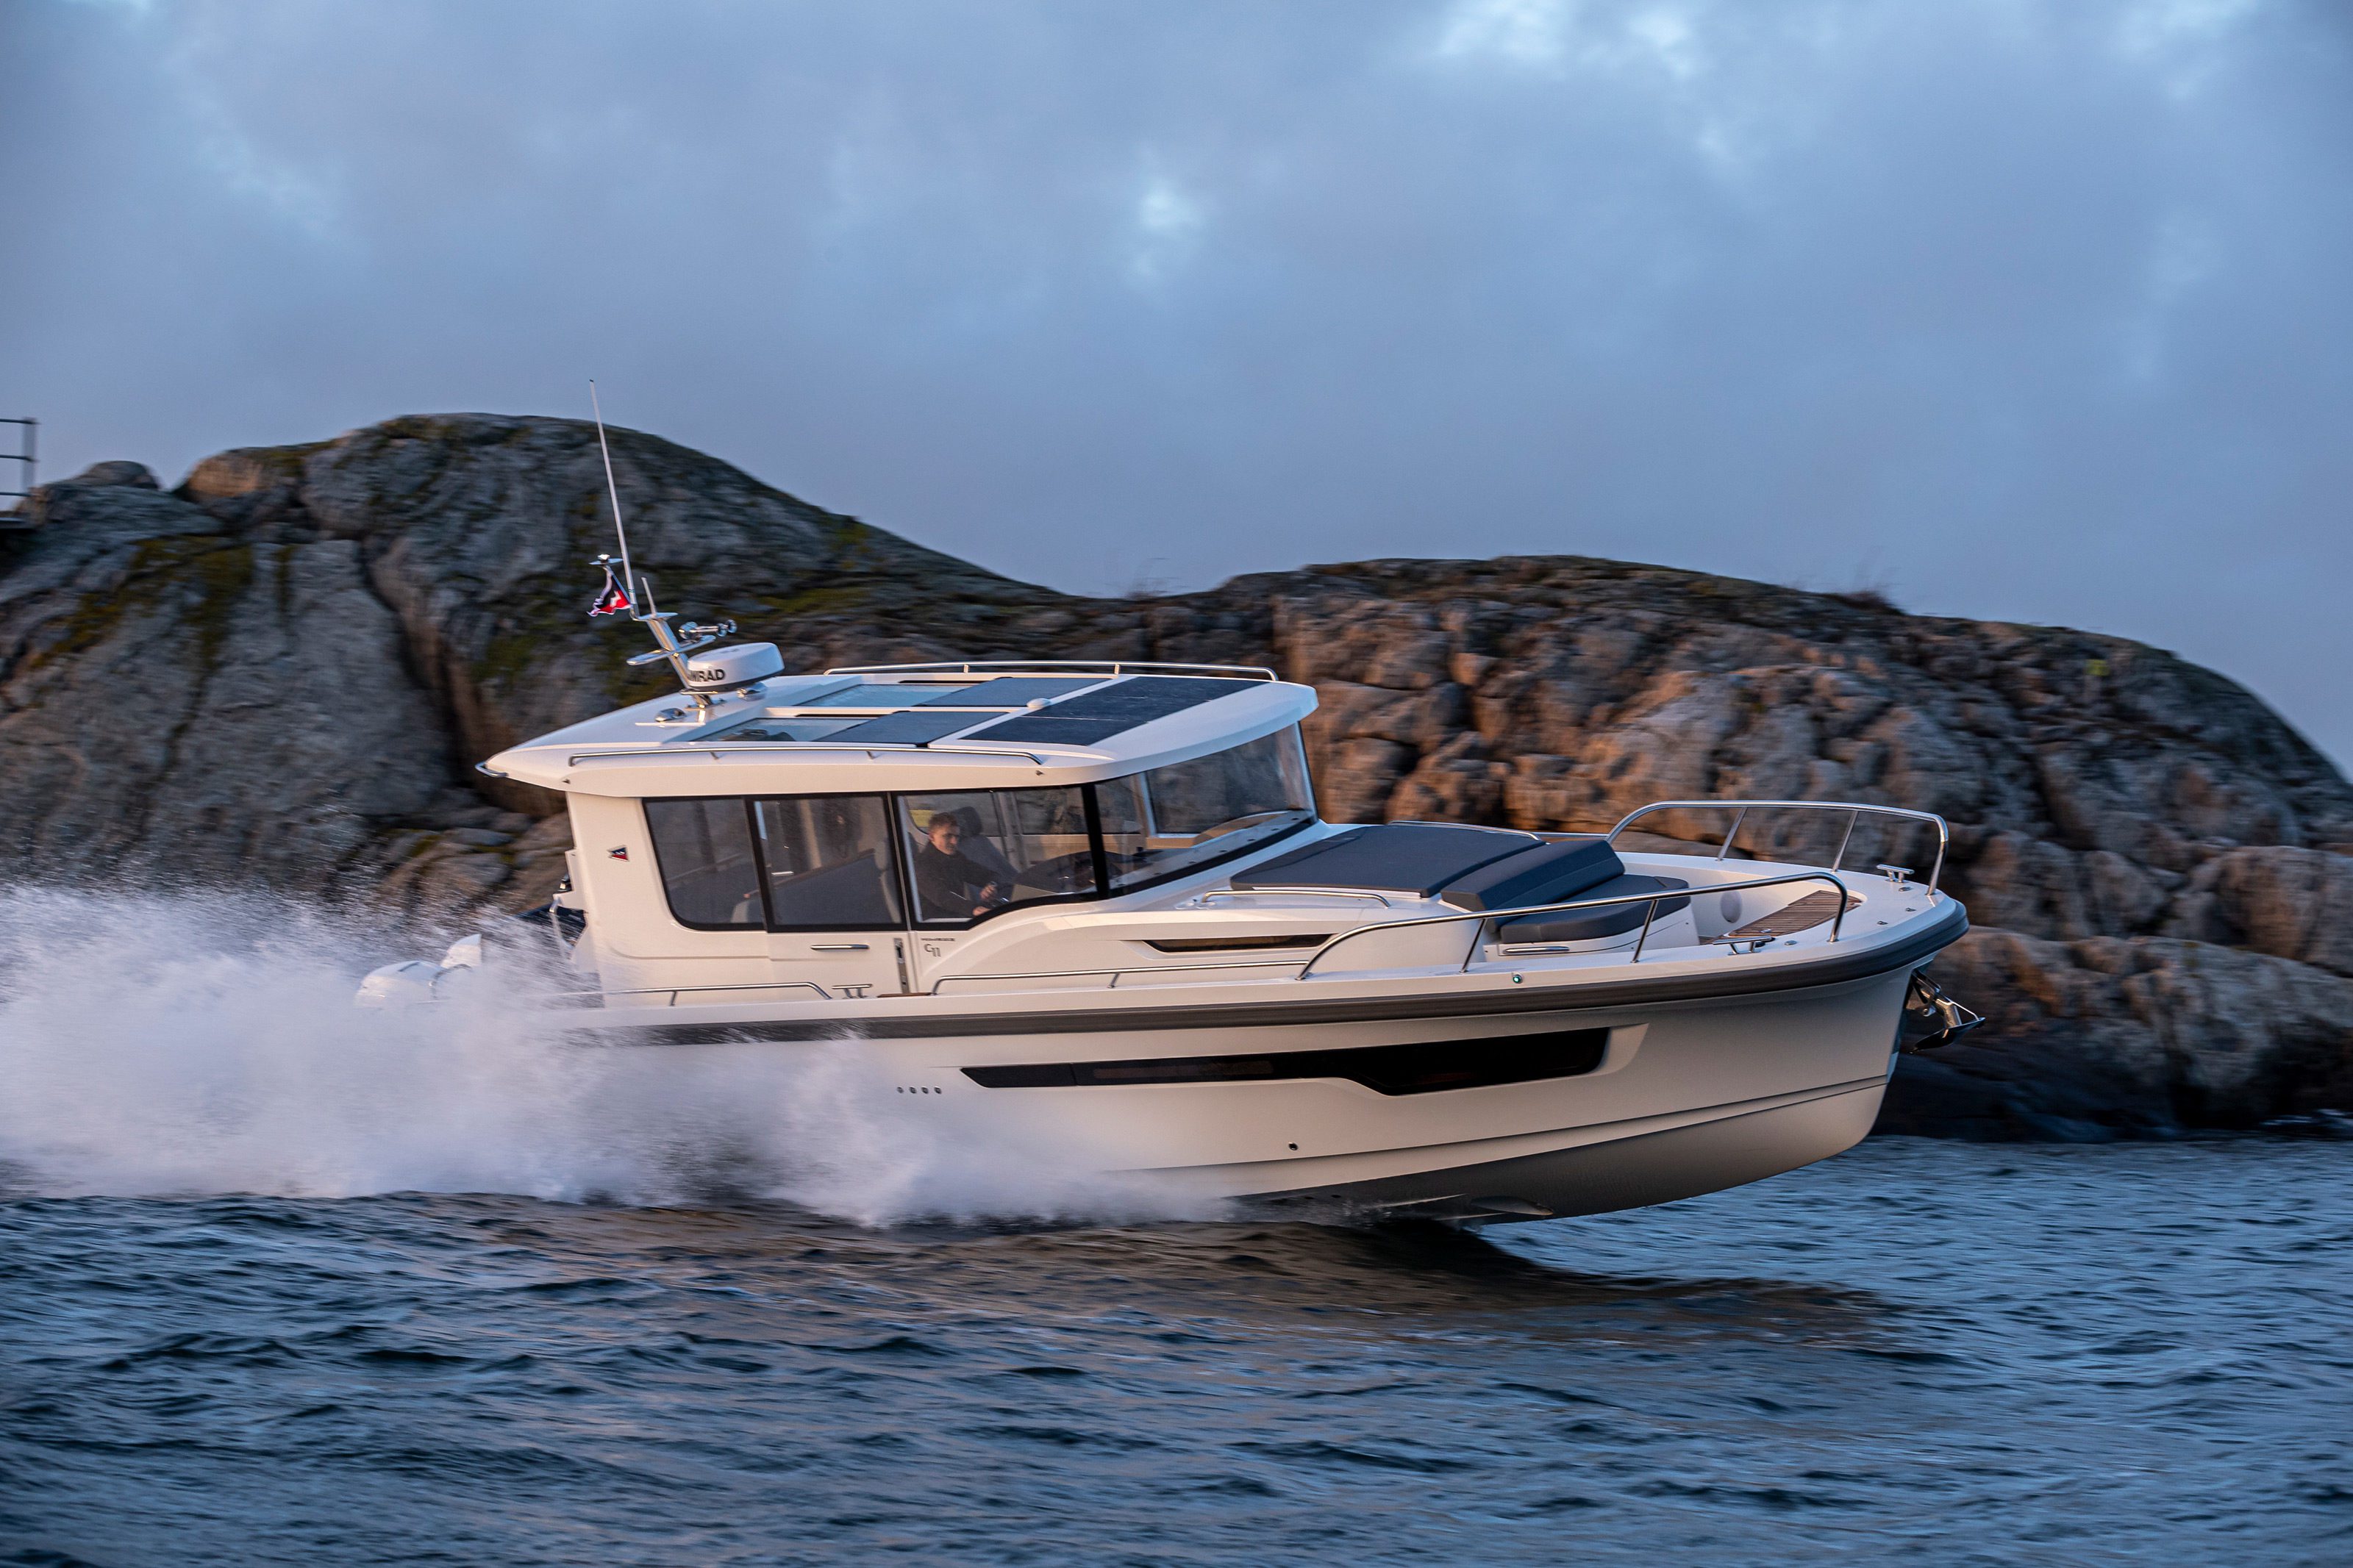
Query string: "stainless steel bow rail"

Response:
xmin=1296 ymin=869 xmax=1854 ymax=978
xmin=913 ymin=868 xmax=1857 ymax=995
xmin=1607 ymin=800 xmax=1950 ymax=894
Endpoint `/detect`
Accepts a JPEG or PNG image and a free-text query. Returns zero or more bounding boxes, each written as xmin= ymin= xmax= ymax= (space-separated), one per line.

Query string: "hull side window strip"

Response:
xmin=963 ymin=1027 xmax=1609 ymax=1095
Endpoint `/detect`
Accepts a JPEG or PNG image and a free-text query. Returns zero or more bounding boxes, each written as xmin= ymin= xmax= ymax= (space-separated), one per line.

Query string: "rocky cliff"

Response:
xmin=7 ymin=414 xmax=2352 ymax=1139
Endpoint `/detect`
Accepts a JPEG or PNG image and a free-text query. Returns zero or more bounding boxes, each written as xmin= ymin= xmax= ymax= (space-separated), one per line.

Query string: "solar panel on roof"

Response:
xmin=910 ymin=676 xmax=1101 ymax=708
xmin=823 ymin=709 xmax=990 ymax=746
xmin=715 ymin=717 xmax=860 ymax=743
xmin=798 ymin=681 xmax=979 ymax=708
xmin=962 ymin=676 xmax=1260 ymax=746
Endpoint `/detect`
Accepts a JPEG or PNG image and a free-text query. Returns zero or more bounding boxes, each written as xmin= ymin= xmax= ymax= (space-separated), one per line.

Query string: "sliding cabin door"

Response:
xmin=752 ymin=795 xmax=911 ymax=998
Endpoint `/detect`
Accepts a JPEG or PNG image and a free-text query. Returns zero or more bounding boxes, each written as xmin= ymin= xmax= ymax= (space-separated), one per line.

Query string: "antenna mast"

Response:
xmin=588 ymin=380 xmax=640 ymax=617
xmin=583 ymin=383 xmax=735 ymax=712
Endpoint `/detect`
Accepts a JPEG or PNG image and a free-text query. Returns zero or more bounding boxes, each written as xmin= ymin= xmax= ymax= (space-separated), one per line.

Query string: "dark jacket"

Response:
xmin=913 ymin=843 xmax=1000 ymax=917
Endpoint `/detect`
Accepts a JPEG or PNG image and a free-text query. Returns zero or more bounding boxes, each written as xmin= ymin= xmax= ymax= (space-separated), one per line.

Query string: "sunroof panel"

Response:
xmin=963 ymin=676 xmax=1260 ymax=746
xmin=824 ymin=709 xmax=990 ymax=745
xmin=911 ymin=676 xmax=1101 ymax=708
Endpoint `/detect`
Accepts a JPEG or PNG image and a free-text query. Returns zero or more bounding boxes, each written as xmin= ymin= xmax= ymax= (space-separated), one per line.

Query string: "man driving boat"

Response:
xmin=913 ymin=813 xmax=1003 ymax=918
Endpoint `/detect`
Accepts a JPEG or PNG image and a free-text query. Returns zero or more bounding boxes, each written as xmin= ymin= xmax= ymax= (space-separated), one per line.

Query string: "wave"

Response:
xmin=0 ymin=887 xmax=1207 ymax=1224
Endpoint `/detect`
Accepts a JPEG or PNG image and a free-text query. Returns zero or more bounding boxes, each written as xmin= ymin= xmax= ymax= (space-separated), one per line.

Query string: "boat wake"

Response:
xmin=0 ymin=887 xmax=1211 ymax=1225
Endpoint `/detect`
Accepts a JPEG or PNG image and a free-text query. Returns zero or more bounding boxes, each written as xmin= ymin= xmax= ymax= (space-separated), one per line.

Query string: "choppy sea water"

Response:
xmin=1 ymin=891 xmax=2349 ymax=1564
xmin=4 ymin=1140 xmax=2349 ymax=1567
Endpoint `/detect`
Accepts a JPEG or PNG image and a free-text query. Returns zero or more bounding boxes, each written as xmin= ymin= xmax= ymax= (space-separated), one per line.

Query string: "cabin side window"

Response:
xmin=1095 ymin=726 xmax=1315 ymax=891
xmin=754 ymin=795 xmax=902 ymax=928
xmin=645 ymin=798 xmax=765 ymax=928
xmin=900 ymin=786 xmax=1097 ymax=926
xmin=646 ymin=794 xmax=902 ymax=931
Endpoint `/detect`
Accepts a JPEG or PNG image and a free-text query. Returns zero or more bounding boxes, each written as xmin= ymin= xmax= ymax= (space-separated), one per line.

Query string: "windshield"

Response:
xmin=641 ymin=729 xmax=1318 ymax=933
xmin=1095 ymin=727 xmax=1315 ymax=890
xmin=901 ymin=786 xmax=1097 ymax=925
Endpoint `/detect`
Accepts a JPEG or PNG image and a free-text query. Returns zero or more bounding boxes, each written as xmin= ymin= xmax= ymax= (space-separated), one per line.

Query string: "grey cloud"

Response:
xmin=6 ymin=0 xmax=2351 ymax=759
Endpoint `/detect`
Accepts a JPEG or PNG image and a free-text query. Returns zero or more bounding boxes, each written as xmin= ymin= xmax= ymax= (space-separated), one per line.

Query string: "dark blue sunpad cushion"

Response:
xmin=1230 ymin=823 xmax=1539 ymax=898
xmin=1436 ymin=835 xmax=1625 ymax=912
xmin=1492 ymin=875 xmax=1691 ymax=942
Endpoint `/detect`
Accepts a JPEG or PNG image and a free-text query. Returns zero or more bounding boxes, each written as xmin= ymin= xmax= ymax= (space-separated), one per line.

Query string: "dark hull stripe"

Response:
xmin=965 ymin=1026 xmax=1610 ymax=1095
xmin=576 ymin=902 xmax=1965 ymax=1047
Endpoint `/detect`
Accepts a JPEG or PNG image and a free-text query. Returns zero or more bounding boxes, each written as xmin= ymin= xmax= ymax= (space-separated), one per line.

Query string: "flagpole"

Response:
xmin=588 ymin=379 xmax=640 ymax=619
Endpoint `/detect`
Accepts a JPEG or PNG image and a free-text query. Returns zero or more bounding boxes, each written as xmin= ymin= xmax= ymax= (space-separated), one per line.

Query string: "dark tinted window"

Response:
xmin=754 ymin=795 xmax=902 ymax=928
xmin=963 ymin=1028 xmax=1609 ymax=1094
xmin=645 ymin=799 xmax=763 ymax=928
xmin=648 ymin=795 xmax=903 ymax=930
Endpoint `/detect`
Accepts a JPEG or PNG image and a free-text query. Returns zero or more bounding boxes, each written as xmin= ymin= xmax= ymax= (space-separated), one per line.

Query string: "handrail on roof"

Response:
xmin=822 ymin=659 xmax=1279 ymax=681
xmin=561 ymin=741 xmax=1061 ymax=768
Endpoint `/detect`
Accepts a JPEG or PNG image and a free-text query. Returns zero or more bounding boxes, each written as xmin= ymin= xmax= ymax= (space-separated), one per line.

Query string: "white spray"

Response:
xmin=0 ymin=887 xmax=1208 ymax=1225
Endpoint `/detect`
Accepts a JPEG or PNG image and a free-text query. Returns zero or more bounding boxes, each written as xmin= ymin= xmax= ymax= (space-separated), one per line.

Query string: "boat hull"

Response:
xmin=1246 ymin=1079 xmax=1888 ymax=1220
xmin=571 ymin=960 xmax=1918 ymax=1223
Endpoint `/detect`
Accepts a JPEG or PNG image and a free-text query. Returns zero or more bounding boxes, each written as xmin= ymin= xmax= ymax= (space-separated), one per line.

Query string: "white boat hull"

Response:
xmin=565 ymin=959 xmax=1918 ymax=1222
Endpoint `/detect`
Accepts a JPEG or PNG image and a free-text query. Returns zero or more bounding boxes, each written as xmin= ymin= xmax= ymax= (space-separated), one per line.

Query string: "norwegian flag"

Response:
xmin=588 ymin=562 xmax=632 ymax=617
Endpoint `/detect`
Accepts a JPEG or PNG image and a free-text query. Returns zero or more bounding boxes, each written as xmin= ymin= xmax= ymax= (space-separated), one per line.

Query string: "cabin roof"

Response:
xmin=480 ymin=662 xmax=1318 ymax=798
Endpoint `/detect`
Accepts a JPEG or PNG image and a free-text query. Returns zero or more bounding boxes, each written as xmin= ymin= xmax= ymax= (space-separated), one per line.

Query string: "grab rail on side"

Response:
xmin=1191 ymin=885 xmax=1398 ymax=907
xmin=1606 ymin=799 xmax=1951 ymax=895
xmin=1296 ymin=869 xmax=1855 ymax=980
xmin=599 ymin=980 xmax=836 ymax=1004
xmin=926 ymin=956 xmax=1313 ymax=995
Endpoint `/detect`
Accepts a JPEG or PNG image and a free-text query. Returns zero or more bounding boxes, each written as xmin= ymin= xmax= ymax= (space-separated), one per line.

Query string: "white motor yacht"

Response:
xmin=361 ymin=430 xmax=1982 ymax=1223
xmin=365 ymin=634 xmax=1979 ymax=1222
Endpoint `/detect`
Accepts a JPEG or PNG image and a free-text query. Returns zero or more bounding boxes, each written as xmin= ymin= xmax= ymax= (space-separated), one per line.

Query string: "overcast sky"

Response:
xmin=8 ymin=0 xmax=2352 ymax=762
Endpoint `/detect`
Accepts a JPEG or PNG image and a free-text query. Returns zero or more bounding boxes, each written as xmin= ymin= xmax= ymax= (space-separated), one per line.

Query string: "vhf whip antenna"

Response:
xmin=588 ymin=379 xmax=641 ymax=620
xmin=585 ymin=382 xmax=734 ymax=708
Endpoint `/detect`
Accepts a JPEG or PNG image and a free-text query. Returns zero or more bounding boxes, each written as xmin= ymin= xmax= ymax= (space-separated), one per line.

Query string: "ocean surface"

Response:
xmin=4 ymin=1139 xmax=2349 ymax=1567
xmin=1 ymin=893 xmax=2350 ymax=1564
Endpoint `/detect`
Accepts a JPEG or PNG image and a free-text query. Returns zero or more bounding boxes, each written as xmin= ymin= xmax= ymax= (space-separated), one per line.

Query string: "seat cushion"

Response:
xmin=1438 ymin=835 xmax=1624 ymax=912
xmin=1493 ymin=875 xmax=1690 ymax=943
xmin=1229 ymin=823 xmax=1542 ymax=898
